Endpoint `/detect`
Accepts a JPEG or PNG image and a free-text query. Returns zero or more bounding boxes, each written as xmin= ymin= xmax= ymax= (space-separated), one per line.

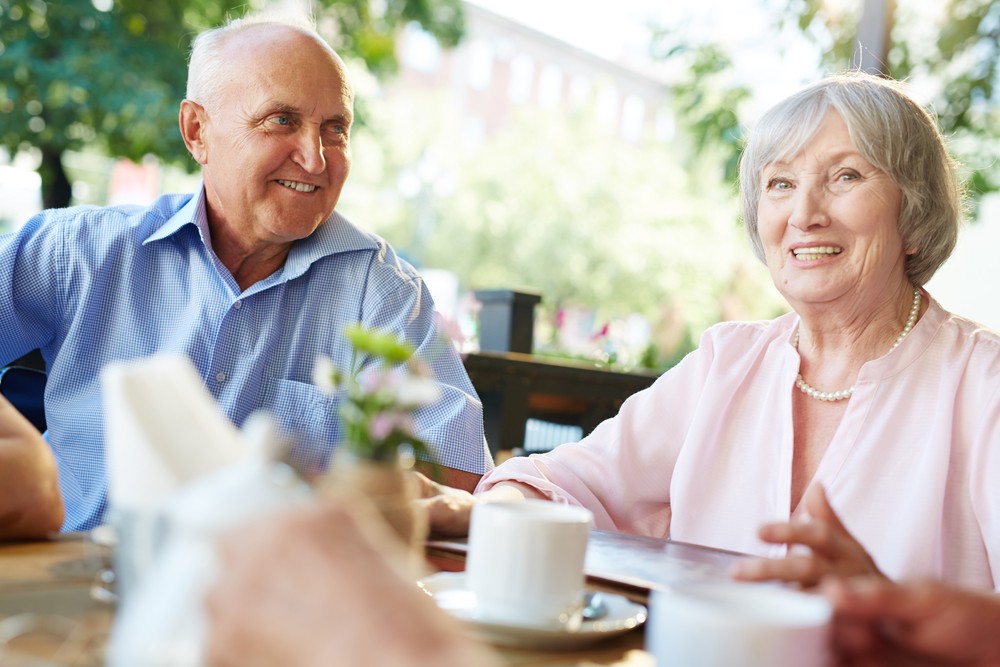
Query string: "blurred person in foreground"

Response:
xmin=0 ymin=394 xmax=63 ymax=539
xmin=0 ymin=12 xmax=491 ymax=532
xmin=205 ymin=500 xmax=502 ymax=667
xmin=419 ymin=71 xmax=1000 ymax=592
xmin=204 ymin=501 xmax=1000 ymax=667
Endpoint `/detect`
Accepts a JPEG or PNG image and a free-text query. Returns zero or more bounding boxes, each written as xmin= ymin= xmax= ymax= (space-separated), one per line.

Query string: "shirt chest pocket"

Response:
xmin=262 ymin=379 xmax=343 ymax=477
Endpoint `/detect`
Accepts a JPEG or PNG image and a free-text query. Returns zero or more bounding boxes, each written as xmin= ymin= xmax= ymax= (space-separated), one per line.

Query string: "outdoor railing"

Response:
xmin=464 ymin=290 xmax=658 ymax=457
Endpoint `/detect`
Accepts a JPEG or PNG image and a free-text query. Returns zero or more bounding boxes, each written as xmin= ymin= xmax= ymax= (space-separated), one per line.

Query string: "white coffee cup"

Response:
xmin=647 ymin=582 xmax=832 ymax=667
xmin=465 ymin=499 xmax=593 ymax=628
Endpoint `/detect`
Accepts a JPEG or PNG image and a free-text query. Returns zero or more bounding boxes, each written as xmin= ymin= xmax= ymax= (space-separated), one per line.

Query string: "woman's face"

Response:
xmin=756 ymin=110 xmax=908 ymax=311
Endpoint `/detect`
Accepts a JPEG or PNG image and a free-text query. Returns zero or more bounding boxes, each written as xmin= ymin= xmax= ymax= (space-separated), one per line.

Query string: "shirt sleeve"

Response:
xmin=360 ymin=254 xmax=491 ymax=475
xmin=0 ymin=211 xmax=66 ymax=363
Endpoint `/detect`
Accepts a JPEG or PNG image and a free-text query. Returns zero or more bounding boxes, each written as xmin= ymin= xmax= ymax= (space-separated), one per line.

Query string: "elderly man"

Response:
xmin=0 ymin=13 xmax=491 ymax=532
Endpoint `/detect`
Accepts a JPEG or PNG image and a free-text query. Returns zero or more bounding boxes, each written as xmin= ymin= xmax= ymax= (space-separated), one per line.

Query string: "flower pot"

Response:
xmin=317 ymin=448 xmax=429 ymax=571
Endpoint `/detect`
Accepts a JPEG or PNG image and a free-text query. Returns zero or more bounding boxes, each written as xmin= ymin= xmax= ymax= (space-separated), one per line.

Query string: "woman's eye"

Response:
xmin=767 ymin=178 xmax=791 ymax=191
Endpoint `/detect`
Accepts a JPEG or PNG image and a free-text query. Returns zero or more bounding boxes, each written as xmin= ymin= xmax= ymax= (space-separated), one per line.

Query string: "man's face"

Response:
xmin=191 ymin=25 xmax=354 ymax=249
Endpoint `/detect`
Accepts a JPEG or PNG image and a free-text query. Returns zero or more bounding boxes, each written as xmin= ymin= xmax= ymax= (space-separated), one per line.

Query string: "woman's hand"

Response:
xmin=824 ymin=577 xmax=1000 ymax=667
xmin=731 ymin=485 xmax=884 ymax=588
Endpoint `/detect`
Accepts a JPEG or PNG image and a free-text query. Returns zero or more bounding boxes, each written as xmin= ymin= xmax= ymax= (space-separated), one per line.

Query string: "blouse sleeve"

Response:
xmin=476 ymin=330 xmax=722 ymax=537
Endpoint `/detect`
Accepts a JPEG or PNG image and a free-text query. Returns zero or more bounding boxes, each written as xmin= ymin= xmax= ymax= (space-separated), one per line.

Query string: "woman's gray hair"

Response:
xmin=186 ymin=11 xmax=333 ymax=113
xmin=738 ymin=71 xmax=965 ymax=286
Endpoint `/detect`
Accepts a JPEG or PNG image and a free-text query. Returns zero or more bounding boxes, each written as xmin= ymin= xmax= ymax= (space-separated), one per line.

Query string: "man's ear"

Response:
xmin=179 ymin=100 xmax=209 ymax=165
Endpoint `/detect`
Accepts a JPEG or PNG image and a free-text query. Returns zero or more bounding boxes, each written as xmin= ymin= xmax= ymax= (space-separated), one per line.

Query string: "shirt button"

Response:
xmin=215 ymin=372 xmax=226 ymax=383
xmin=233 ymin=301 xmax=242 ymax=310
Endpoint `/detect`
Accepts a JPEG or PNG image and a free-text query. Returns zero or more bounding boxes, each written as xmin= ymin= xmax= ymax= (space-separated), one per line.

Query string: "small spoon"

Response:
xmin=581 ymin=591 xmax=608 ymax=620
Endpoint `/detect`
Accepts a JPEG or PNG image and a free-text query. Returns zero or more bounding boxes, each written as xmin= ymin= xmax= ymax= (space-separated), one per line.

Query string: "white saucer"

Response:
xmin=417 ymin=571 xmax=647 ymax=650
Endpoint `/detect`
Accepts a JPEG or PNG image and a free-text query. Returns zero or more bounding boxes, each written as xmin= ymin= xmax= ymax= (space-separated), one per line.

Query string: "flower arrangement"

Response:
xmin=314 ymin=324 xmax=440 ymax=463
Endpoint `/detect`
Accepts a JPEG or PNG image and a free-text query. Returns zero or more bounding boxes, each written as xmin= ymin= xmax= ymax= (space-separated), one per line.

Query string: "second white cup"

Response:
xmin=646 ymin=582 xmax=832 ymax=667
xmin=465 ymin=499 xmax=593 ymax=628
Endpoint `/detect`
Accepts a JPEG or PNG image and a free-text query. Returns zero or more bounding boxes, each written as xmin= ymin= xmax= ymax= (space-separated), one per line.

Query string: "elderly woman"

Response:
xmin=420 ymin=71 xmax=1000 ymax=591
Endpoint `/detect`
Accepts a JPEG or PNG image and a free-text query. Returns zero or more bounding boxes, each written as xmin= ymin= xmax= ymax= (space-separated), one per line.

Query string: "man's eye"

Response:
xmin=270 ymin=115 xmax=291 ymax=126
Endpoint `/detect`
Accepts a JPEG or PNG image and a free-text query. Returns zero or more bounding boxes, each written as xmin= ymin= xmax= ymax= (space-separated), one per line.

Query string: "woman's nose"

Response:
xmin=787 ymin=186 xmax=830 ymax=230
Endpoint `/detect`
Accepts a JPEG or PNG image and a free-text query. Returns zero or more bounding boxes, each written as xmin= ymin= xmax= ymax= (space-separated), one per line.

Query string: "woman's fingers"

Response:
xmin=732 ymin=485 xmax=882 ymax=587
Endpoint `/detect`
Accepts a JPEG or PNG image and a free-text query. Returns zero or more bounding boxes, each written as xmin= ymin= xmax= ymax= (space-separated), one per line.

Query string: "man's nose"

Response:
xmin=292 ymin=127 xmax=326 ymax=174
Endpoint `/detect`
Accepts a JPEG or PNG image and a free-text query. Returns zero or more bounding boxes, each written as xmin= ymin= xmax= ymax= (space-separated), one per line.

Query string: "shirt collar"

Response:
xmin=142 ymin=186 xmax=209 ymax=247
xmin=284 ymin=209 xmax=381 ymax=281
xmin=141 ymin=183 xmax=381 ymax=279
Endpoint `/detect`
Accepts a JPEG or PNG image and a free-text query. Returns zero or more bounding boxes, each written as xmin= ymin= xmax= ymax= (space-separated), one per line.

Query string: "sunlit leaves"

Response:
xmin=779 ymin=0 xmax=999 ymax=196
xmin=0 ymin=0 xmax=465 ymax=207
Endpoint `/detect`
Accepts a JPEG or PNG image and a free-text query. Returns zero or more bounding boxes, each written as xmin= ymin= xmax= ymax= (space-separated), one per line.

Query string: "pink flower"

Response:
xmin=368 ymin=412 xmax=415 ymax=442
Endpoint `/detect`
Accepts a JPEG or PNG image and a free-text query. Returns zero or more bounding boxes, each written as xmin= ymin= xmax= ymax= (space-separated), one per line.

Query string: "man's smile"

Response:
xmin=276 ymin=179 xmax=317 ymax=193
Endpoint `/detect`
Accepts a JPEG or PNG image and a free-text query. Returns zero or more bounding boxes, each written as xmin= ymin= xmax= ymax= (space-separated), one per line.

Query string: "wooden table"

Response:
xmin=0 ymin=534 xmax=112 ymax=666
xmin=0 ymin=534 xmax=655 ymax=667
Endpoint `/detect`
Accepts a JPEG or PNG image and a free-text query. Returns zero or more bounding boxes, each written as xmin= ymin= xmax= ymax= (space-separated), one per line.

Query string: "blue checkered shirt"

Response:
xmin=0 ymin=187 xmax=492 ymax=531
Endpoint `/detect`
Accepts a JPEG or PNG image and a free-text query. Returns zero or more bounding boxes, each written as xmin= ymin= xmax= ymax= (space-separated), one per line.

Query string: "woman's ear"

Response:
xmin=178 ymin=100 xmax=209 ymax=165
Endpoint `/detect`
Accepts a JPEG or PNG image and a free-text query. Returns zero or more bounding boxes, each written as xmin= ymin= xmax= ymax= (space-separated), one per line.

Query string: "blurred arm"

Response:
xmin=206 ymin=498 xmax=502 ymax=667
xmin=0 ymin=395 xmax=63 ymax=538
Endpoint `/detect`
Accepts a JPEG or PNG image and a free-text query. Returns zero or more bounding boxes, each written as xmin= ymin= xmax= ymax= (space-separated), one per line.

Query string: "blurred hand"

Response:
xmin=205 ymin=499 xmax=501 ymax=667
xmin=413 ymin=473 xmax=540 ymax=538
xmin=731 ymin=485 xmax=884 ymax=588
xmin=412 ymin=471 xmax=478 ymax=537
xmin=824 ymin=577 xmax=1000 ymax=667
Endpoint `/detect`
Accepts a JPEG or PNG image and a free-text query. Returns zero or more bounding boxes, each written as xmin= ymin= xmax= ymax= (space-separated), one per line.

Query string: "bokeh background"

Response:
xmin=2 ymin=0 xmax=997 ymax=371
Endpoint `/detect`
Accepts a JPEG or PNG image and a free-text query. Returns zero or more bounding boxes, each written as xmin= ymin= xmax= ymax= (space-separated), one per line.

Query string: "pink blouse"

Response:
xmin=478 ymin=294 xmax=1000 ymax=589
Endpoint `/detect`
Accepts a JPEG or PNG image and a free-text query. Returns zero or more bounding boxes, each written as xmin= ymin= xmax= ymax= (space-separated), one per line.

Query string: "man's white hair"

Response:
xmin=185 ymin=10 xmax=330 ymax=112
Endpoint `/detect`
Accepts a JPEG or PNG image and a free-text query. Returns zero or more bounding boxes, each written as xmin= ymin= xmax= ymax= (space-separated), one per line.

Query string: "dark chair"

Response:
xmin=0 ymin=365 xmax=47 ymax=432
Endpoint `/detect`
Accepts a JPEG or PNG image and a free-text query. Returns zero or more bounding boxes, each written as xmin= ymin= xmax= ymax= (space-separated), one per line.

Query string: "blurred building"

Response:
xmin=388 ymin=2 xmax=676 ymax=149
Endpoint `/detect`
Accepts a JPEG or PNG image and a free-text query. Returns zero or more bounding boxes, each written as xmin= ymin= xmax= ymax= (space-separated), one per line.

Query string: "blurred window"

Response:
xmin=401 ymin=23 xmax=441 ymax=73
xmin=467 ymin=39 xmax=494 ymax=90
xmin=621 ymin=94 xmax=645 ymax=142
xmin=538 ymin=64 xmax=563 ymax=108
xmin=508 ymin=54 xmax=534 ymax=104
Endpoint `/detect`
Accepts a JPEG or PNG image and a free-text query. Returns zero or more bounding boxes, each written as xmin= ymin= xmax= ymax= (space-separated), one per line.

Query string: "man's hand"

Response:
xmin=731 ymin=485 xmax=883 ymax=588
xmin=412 ymin=471 xmax=478 ymax=537
xmin=412 ymin=473 xmax=539 ymax=538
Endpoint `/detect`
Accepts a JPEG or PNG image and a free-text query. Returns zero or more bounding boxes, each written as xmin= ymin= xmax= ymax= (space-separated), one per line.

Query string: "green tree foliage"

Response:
xmin=0 ymin=0 xmax=464 ymax=208
xmin=783 ymin=0 xmax=1000 ymax=198
xmin=651 ymin=0 xmax=1000 ymax=199
xmin=341 ymin=89 xmax=785 ymax=368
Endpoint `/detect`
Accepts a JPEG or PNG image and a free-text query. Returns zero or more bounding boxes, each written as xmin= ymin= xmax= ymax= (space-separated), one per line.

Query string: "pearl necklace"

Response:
xmin=794 ymin=288 xmax=921 ymax=402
